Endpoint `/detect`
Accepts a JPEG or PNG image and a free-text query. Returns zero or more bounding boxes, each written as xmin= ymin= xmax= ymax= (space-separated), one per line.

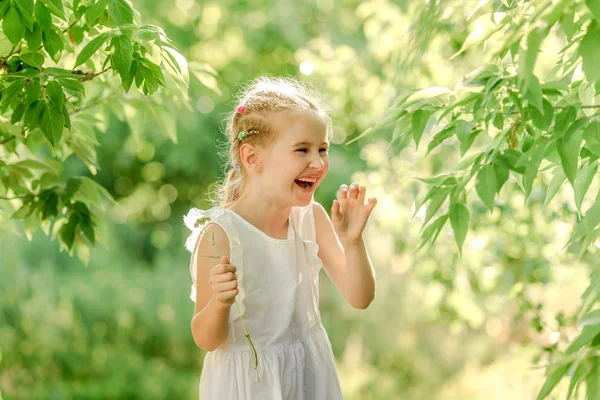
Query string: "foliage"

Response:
xmin=0 ymin=0 xmax=222 ymax=265
xmin=352 ymin=0 xmax=600 ymax=398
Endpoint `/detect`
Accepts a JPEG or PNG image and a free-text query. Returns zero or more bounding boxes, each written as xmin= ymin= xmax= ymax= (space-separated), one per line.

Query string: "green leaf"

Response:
xmin=586 ymin=0 xmax=600 ymax=23
xmin=424 ymin=189 xmax=448 ymax=226
xmin=566 ymin=323 xmax=600 ymax=354
xmin=110 ymin=34 xmax=133 ymax=79
xmin=530 ymin=98 xmax=554 ymax=130
xmin=20 ymin=51 xmax=44 ymax=69
xmin=557 ymin=122 xmax=584 ymax=187
xmin=492 ymin=162 xmax=509 ymax=193
xmin=57 ymin=78 xmax=85 ymax=95
xmin=24 ymin=22 xmax=42 ymax=49
xmin=411 ymin=110 xmax=430 ymax=150
xmin=26 ymin=78 xmax=41 ymax=105
xmin=543 ymin=166 xmax=566 ymax=211
xmin=0 ymin=0 xmax=10 ymax=18
xmin=40 ymin=102 xmax=65 ymax=146
xmin=494 ymin=148 xmax=526 ymax=174
xmin=536 ymin=362 xmax=571 ymax=400
xmin=41 ymin=0 xmax=65 ymax=20
xmin=518 ymin=137 xmax=552 ymax=197
xmin=108 ymin=0 xmax=133 ymax=26
xmin=42 ymin=29 xmax=64 ymax=62
xmin=553 ymin=106 xmax=577 ymax=139
xmin=476 ymin=164 xmax=496 ymax=212
xmin=580 ymin=21 xmax=600 ymax=82
xmin=23 ymin=100 xmax=44 ymax=130
xmin=86 ymin=0 xmax=107 ymax=26
xmin=584 ymin=121 xmax=600 ymax=156
xmin=418 ymin=214 xmax=448 ymax=252
xmin=449 ymin=203 xmax=469 ymax=256
xmin=74 ymin=33 xmax=109 ymax=68
xmin=3 ymin=6 xmax=25 ymax=45
xmin=1 ymin=79 xmax=26 ymax=105
xmin=11 ymin=101 xmax=26 ymax=124
xmin=519 ymin=28 xmax=543 ymax=81
xmin=566 ymin=361 xmax=588 ymax=400
xmin=62 ymin=104 xmax=71 ymax=130
xmin=524 ymin=74 xmax=544 ymax=113
xmin=574 ymin=161 xmax=598 ymax=214
xmin=34 ymin=0 xmax=52 ymax=32
xmin=121 ymin=59 xmax=136 ymax=92
xmin=15 ymin=0 xmax=33 ymax=21
xmin=427 ymin=123 xmax=456 ymax=155
xmin=139 ymin=61 xmax=158 ymax=94
xmin=45 ymin=80 xmax=63 ymax=110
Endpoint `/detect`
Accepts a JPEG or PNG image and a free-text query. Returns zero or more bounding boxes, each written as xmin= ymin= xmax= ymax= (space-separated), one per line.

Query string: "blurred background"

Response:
xmin=1 ymin=0 xmax=596 ymax=399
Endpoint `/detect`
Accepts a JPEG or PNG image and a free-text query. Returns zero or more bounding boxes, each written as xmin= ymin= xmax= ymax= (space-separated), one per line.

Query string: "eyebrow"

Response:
xmin=292 ymin=141 xmax=329 ymax=147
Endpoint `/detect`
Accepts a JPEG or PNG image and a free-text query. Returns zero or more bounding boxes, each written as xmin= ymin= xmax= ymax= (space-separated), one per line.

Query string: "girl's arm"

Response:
xmin=191 ymin=223 xmax=233 ymax=351
xmin=313 ymin=196 xmax=376 ymax=310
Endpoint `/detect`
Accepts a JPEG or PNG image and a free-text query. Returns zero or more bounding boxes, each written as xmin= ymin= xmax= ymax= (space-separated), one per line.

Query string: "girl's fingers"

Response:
xmin=365 ymin=197 xmax=377 ymax=214
xmin=211 ymin=271 xmax=237 ymax=283
xmin=348 ymin=183 xmax=359 ymax=199
xmin=357 ymin=185 xmax=366 ymax=204
xmin=337 ymin=184 xmax=348 ymax=200
xmin=214 ymin=280 xmax=238 ymax=292
xmin=332 ymin=199 xmax=342 ymax=219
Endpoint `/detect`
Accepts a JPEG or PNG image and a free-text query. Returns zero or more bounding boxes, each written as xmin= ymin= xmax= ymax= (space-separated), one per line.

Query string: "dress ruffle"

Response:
xmin=183 ymin=206 xmax=246 ymax=320
xmin=294 ymin=202 xmax=323 ymax=273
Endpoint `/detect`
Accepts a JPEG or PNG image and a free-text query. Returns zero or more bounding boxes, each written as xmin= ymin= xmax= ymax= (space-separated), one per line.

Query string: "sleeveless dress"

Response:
xmin=183 ymin=200 xmax=344 ymax=400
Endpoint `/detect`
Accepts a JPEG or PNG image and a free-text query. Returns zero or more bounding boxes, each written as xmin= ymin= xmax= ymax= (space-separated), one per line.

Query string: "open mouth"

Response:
xmin=294 ymin=178 xmax=316 ymax=191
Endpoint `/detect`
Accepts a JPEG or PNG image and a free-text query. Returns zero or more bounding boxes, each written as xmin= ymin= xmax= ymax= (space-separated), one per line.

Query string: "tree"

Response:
xmin=353 ymin=0 xmax=600 ymax=398
xmin=0 ymin=0 xmax=215 ymax=265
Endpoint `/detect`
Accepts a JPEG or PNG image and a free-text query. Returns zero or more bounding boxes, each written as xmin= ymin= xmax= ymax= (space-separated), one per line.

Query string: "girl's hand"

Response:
xmin=209 ymin=256 xmax=239 ymax=309
xmin=331 ymin=182 xmax=377 ymax=245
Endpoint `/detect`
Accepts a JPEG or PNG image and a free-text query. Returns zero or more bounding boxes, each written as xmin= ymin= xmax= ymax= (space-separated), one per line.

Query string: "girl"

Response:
xmin=183 ymin=76 xmax=377 ymax=399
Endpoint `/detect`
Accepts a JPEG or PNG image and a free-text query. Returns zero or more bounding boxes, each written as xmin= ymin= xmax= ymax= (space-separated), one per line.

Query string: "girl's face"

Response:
xmin=257 ymin=109 xmax=330 ymax=206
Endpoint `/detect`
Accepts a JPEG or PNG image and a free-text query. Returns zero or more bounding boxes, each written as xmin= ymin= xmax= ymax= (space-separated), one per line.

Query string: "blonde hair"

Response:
xmin=212 ymin=76 xmax=333 ymax=208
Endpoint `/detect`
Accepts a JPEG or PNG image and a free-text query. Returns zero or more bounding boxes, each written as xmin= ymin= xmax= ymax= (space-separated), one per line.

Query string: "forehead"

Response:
xmin=273 ymin=109 xmax=329 ymax=145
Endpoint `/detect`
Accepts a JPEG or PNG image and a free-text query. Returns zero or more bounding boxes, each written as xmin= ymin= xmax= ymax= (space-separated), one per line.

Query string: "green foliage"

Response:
xmin=0 ymin=0 xmax=222 ymax=265
xmin=353 ymin=1 xmax=600 ymax=398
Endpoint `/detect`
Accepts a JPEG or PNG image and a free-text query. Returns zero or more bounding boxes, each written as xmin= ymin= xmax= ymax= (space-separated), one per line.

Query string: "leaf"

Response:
xmin=15 ymin=0 xmax=33 ymax=20
xmin=11 ymin=101 xmax=26 ymax=124
xmin=566 ymin=323 xmax=600 ymax=354
xmin=494 ymin=148 xmax=526 ymax=174
xmin=57 ymin=78 xmax=85 ymax=95
xmin=584 ymin=122 xmax=600 ymax=156
xmin=581 ymin=309 xmax=600 ymax=327
xmin=586 ymin=0 xmax=600 ymax=23
xmin=110 ymin=34 xmax=133 ymax=79
xmin=73 ymin=33 xmax=109 ymax=68
xmin=86 ymin=0 xmax=107 ymax=26
xmin=476 ymin=164 xmax=496 ymax=212
xmin=411 ymin=110 xmax=430 ymax=149
xmin=121 ymin=59 xmax=136 ymax=92
xmin=557 ymin=122 xmax=584 ymax=187
xmin=427 ymin=123 xmax=456 ymax=155
xmin=1 ymin=79 xmax=26 ymax=105
xmin=518 ymin=137 xmax=552 ymax=197
xmin=536 ymin=362 xmax=571 ymax=400
xmin=543 ymin=166 xmax=566 ymax=211
xmin=553 ymin=106 xmax=577 ymax=139
xmin=418 ymin=214 xmax=448 ymax=252
xmin=34 ymin=0 xmax=52 ymax=32
xmin=20 ymin=51 xmax=44 ymax=69
xmin=24 ymin=22 xmax=42 ymax=49
xmin=23 ymin=100 xmax=44 ymax=130
xmin=424 ymin=189 xmax=448 ymax=226
xmin=62 ymin=104 xmax=71 ymax=130
xmin=3 ymin=6 xmax=25 ymax=45
xmin=42 ymin=29 xmax=64 ymax=62
xmin=45 ymin=80 xmax=63 ymax=110
xmin=40 ymin=102 xmax=65 ymax=147
xmin=530 ymin=98 xmax=554 ymax=130
xmin=524 ymin=74 xmax=544 ymax=114
xmin=492 ymin=162 xmax=509 ymax=193
xmin=41 ymin=0 xmax=65 ymax=20
xmin=574 ymin=161 xmax=598 ymax=214
xmin=519 ymin=27 xmax=544 ymax=80
xmin=449 ymin=203 xmax=470 ymax=256
xmin=108 ymin=0 xmax=133 ymax=26
xmin=580 ymin=21 xmax=600 ymax=82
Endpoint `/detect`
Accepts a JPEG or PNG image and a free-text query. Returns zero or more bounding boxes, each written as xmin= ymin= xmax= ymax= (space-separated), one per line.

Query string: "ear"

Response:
xmin=239 ymin=143 xmax=262 ymax=172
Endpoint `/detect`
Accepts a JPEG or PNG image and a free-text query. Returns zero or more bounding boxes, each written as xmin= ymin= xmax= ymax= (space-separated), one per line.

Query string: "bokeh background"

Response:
xmin=1 ymin=0 xmax=596 ymax=399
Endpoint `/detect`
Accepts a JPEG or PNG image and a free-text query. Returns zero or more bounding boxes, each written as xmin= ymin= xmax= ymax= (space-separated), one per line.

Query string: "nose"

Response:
xmin=309 ymin=153 xmax=325 ymax=170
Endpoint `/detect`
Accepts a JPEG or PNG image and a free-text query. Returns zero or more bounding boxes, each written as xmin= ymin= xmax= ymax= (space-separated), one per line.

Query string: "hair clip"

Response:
xmin=237 ymin=106 xmax=245 ymax=114
xmin=238 ymin=131 xmax=247 ymax=140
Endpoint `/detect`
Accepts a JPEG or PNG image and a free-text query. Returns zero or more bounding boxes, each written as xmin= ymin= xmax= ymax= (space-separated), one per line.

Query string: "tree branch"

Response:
xmin=79 ymin=66 xmax=112 ymax=82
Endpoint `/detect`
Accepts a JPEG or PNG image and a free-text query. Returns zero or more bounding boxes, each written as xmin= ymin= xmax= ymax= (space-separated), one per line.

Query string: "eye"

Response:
xmin=296 ymin=148 xmax=308 ymax=153
xmin=319 ymin=148 xmax=328 ymax=153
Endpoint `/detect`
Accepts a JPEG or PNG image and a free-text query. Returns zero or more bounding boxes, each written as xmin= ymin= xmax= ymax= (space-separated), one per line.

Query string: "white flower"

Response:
xmin=183 ymin=206 xmax=224 ymax=253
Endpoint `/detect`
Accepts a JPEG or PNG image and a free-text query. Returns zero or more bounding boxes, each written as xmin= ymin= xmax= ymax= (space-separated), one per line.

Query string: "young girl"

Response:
xmin=183 ymin=76 xmax=377 ymax=399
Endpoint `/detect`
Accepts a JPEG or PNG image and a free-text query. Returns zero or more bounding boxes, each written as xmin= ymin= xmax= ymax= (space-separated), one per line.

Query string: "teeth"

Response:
xmin=297 ymin=178 xmax=316 ymax=182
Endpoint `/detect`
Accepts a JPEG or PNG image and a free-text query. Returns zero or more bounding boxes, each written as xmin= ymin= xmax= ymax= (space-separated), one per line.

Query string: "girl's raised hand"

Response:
xmin=209 ymin=256 xmax=239 ymax=309
xmin=331 ymin=182 xmax=377 ymax=245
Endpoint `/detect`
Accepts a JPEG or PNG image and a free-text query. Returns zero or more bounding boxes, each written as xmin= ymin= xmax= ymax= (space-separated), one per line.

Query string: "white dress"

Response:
xmin=183 ymin=200 xmax=344 ymax=400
